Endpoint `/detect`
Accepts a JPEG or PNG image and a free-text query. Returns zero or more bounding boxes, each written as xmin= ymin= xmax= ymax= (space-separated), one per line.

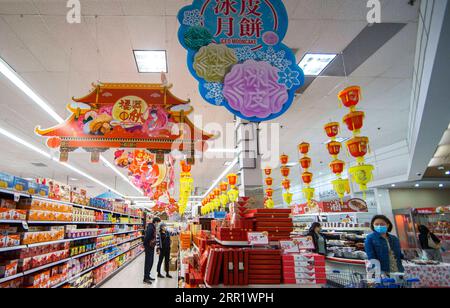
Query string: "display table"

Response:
xmin=404 ymin=263 xmax=450 ymax=288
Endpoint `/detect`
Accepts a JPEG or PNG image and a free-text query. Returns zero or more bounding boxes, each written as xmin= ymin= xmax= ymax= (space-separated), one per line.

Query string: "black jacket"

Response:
xmin=159 ymin=231 xmax=172 ymax=250
xmin=419 ymin=232 xmax=441 ymax=250
xmin=144 ymin=224 xmax=156 ymax=249
xmin=307 ymin=231 xmax=328 ymax=255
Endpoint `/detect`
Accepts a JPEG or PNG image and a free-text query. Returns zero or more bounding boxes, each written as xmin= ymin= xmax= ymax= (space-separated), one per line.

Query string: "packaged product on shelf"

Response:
xmin=0 ymin=207 xmax=27 ymax=221
xmin=0 ymin=172 xmax=15 ymax=190
xmin=20 ymin=226 xmax=65 ymax=245
xmin=90 ymin=198 xmax=112 ymax=211
xmin=282 ymin=253 xmax=327 ymax=285
xmin=0 ymin=259 xmax=19 ymax=278
xmin=70 ymin=187 xmax=89 ymax=206
xmin=26 ymin=181 xmax=49 ymax=197
xmin=0 ymin=199 xmax=17 ymax=209
xmin=12 ymin=177 xmax=28 ymax=192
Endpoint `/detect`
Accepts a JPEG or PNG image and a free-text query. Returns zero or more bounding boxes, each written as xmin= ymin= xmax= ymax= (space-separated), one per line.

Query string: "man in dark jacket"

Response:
xmin=143 ymin=217 xmax=161 ymax=285
xmin=157 ymin=223 xmax=178 ymax=279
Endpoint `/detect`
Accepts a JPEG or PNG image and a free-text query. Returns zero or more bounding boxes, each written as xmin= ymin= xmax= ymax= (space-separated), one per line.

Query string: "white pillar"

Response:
xmin=374 ymin=188 xmax=397 ymax=236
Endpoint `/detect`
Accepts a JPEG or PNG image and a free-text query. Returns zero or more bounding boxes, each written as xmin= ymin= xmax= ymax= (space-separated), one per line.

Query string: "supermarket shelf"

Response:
xmin=23 ymin=257 xmax=71 ymax=276
xmin=93 ymin=250 xmax=144 ymax=288
xmin=204 ymin=280 xmax=324 ymax=289
xmin=0 ymin=272 xmax=24 ymax=284
xmin=57 ymin=243 xmax=144 ymax=288
xmin=214 ymin=237 xmax=280 ymax=247
xmin=96 ymin=236 xmax=143 ymax=252
xmin=0 ymin=188 xmax=30 ymax=198
xmin=27 ymin=221 xmax=143 ymax=225
xmin=27 ymin=239 xmax=73 ymax=248
xmin=0 ymin=245 xmax=27 ymax=253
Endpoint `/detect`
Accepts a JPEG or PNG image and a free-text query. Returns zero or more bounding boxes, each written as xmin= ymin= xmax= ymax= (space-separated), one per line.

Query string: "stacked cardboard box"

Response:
xmin=247 ymin=249 xmax=282 ymax=285
xmin=282 ymin=253 xmax=327 ymax=285
xmin=245 ymin=209 xmax=293 ymax=241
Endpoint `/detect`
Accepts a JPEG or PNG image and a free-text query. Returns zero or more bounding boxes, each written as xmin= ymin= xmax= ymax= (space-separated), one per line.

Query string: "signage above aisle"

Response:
xmin=178 ymin=0 xmax=304 ymax=122
xmin=35 ymin=83 xmax=217 ymax=164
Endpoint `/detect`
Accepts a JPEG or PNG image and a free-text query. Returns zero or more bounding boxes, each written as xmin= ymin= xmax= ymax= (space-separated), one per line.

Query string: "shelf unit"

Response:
xmin=0 ymin=187 xmax=146 ymax=288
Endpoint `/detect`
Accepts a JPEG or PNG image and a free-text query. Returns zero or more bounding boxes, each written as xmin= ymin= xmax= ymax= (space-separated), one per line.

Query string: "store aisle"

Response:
xmin=101 ymin=253 xmax=178 ymax=288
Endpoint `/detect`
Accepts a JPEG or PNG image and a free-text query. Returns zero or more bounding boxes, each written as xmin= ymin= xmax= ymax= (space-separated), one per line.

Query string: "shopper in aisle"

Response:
xmin=307 ymin=222 xmax=328 ymax=255
xmin=365 ymin=215 xmax=404 ymax=274
xmin=157 ymin=223 xmax=177 ymax=279
xmin=418 ymin=225 xmax=443 ymax=262
xmin=143 ymin=217 xmax=161 ymax=284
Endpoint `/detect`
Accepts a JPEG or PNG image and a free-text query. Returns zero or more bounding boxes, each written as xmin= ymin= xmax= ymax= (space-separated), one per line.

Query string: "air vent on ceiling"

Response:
xmin=31 ymin=162 xmax=48 ymax=167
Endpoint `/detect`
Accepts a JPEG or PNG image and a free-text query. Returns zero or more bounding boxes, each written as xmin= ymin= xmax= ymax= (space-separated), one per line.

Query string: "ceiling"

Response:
xmin=0 ymin=0 xmax=423 ymax=199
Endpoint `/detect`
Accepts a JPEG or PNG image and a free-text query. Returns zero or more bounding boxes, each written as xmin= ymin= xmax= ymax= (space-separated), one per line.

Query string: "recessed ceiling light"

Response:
xmin=446 ymin=171 xmax=450 ymax=175
xmin=298 ymin=53 xmax=337 ymax=76
xmin=415 ymin=184 xmax=420 ymax=187
xmin=391 ymin=184 xmax=396 ymax=187
xmin=133 ymin=50 xmax=168 ymax=73
xmin=439 ymin=184 xmax=444 ymax=188
xmin=437 ymin=166 xmax=445 ymax=170
xmin=70 ymin=178 xmax=79 ymax=181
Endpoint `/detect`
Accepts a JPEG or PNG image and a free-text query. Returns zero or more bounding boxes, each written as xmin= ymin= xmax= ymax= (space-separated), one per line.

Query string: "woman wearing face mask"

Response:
xmin=307 ymin=222 xmax=328 ymax=255
xmin=365 ymin=215 xmax=404 ymax=274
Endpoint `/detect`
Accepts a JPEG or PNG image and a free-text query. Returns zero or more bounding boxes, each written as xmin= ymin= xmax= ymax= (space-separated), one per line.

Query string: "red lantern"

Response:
xmin=280 ymin=154 xmax=289 ymax=165
xmin=266 ymin=188 xmax=274 ymax=197
xmin=264 ymin=167 xmax=272 ymax=176
xmin=180 ymin=160 xmax=191 ymax=173
xmin=214 ymin=188 xmax=221 ymax=197
xmin=346 ymin=137 xmax=369 ymax=159
xmin=299 ymin=156 xmax=312 ymax=169
xmin=227 ymin=174 xmax=237 ymax=186
xmin=47 ymin=137 xmax=61 ymax=149
xmin=282 ymin=179 xmax=291 ymax=190
xmin=343 ymin=111 xmax=365 ymax=133
xmin=327 ymin=141 xmax=342 ymax=157
xmin=330 ymin=160 xmax=345 ymax=175
xmin=265 ymin=177 xmax=273 ymax=186
xmin=298 ymin=142 xmax=310 ymax=155
xmin=338 ymin=86 xmax=361 ymax=109
xmin=324 ymin=122 xmax=340 ymax=139
xmin=280 ymin=166 xmax=290 ymax=177
xmin=220 ymin=182 xmax=228 ymax=192
xmin=302 ymin=172 xmax=313 ymax=185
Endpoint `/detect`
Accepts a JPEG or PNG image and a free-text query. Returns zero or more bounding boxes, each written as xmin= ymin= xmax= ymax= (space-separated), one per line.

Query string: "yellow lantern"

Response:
xmin=283 ymin=192 xmax=293 ymax=206
xmin=332 ymin=178 xmax=350 ymax=201
xmin=219 ymin=193 xmax=229 ymax=207
xmin=302 ymin=187 xmax=315 ymax=205
xmin=227 ymin=187 xmax=239 ymax=203
xmin=265 ymin=198 xmax=275 ymax=209
xmin=348 ymin=164 xmax=374 ymax=195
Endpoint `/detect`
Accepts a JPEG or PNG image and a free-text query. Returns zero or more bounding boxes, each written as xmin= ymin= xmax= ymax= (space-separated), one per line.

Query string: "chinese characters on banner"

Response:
xmin=291 ymin=199 xmax=369 ymax=215
xmin=178 ymin=0 xmax=304 ymax=122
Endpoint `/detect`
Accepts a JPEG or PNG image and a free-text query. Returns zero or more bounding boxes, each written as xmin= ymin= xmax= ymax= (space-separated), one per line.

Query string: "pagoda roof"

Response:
xmin=73 ymin=82 xmax=190 ymax=107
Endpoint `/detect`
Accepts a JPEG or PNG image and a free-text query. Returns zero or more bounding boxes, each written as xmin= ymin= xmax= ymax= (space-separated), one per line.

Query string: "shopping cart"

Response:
xmin=374 ymin=277 xmax=421 ymax=289
xmin=326 ymin=270 xmax=420 ymax=288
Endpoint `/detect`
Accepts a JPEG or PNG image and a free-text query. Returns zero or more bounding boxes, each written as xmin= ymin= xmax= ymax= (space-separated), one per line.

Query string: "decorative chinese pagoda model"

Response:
xmin=36 ymin=82 xmax=216 ymax=164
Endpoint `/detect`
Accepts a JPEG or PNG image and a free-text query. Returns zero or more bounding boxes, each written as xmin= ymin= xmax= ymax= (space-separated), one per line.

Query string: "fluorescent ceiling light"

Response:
xmin=415 ymin=184 xmax=420 ymax=187
xmin=286 ymin=162 xmax=298 ymax=167
xmin=299 ymin=53 xmax=337 ymax=76
xmin=223 ymin=161 xmax=233 ymax=166
xmin=0 ymin=55 xmax=141 ymax=196
xmin=133 ymin=50 xmax=168 ymax=73
xmin=324 ymin=137 xmax=351 ymax=144
xmin=446 ymin=171 xmax=450 ymax=175
xmin=439 ymin=184 xmax=444 ymax=188
xmin=391 ymin=184 xmax=396 ymax=187
xmin=0 ymin=58 xmax=64 ymax=124
xmin=0 ymin=126 xmax=123 ymax=197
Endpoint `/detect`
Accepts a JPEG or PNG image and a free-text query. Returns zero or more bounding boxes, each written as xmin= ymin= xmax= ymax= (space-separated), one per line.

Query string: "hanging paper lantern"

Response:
xmin=298 ymin=142 xmax=310 ymax=155
xmin=299 ymin=156 xmax=312 ymax=169
xmin=332 ymin=178 xmax=351 ymax=201
xmin=283 ymin=192 xmax=293 ymax=206
xmin=265 ymin=198 xmax=275 ymax=209
xmin=265 ymin=177 xmax=273 ymax=186
xmin=343 ymin=111 xmax=365 ymax=135
xmin=324 ymin=122 xmax=340 ymax=139
xmin=265 ymin=188 xmax=274 ymax=198
xmin=338 ymin=86 xmax=361 ymax=110
xmin=227 ymin=173 xmax=238 ymax=186
xmin=302 ymin=187 xmax=315 ymax=205
xmin=302 ymin=172 xmax=313 ymax=185
xmin=280 ymin=154 xmax=289 ymax=165
xmin=180 ymin=160 xmax=192 ymax=173
xmin=47 ymin=137 xmax=62 ymax=149
xmin=280 ymin=166 xmax=290 ymax=178
xmin=220 ymin=182 xmax=228 ymax=192
xmin=346 ymin=137 xmax=369 ymax=163
xmin=348 ymin=164 xmax=374 ymax=195
xmin=214 ymin=188 xmax=221 ymax=197
xmin=264 ymin=167 xmax=272 ymax=176
xmin=330 ymin=159 xmax=346 ymax=176
xmin=327 ymin=141 xmax=342 ymax=157
xmin=227 ymin=188 xmax=239 ymax=203
xmin=282 ymin=179 xmax=291 ymax=190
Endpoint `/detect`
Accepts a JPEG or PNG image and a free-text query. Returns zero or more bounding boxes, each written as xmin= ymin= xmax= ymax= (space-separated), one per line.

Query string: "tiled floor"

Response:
xmin=101 ymin=253 xmax=178 ymax=288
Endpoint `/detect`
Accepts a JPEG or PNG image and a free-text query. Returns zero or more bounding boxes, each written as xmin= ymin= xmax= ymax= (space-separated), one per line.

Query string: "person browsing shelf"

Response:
xmin=143 ymin=217 xmax=161 ymax=285
xmin=307 ymin=222 xmax=328 ymax=255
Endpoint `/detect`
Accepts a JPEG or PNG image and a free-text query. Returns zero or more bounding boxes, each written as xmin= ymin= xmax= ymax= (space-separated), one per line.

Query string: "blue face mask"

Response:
xmin=374 ymin=226 xmax=388 ymax=234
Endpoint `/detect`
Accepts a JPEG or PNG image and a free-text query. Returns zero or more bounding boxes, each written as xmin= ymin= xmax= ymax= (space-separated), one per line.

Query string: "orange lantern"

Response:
xmin=220 ymin=182 xmax=228 ymax=192
xmin=343 ymin=111 xmax=365 ymax=134
xmin=227 ymin=173 xmax=238 ymax=186
xmin=280 ymin=154 xmax=289 ymax=165
xmin=265 ymin=188 xmax=274 ymax=198
xmin=302 ymin=172 xmax=313 ymax=185
xmin=265 ymin=177 xmax=273 ymax=186
xmin=264 ymin=167 xmax=272 ymax=176
xmin=282 ymin=179 xmax=291 ymax=190
xmin=159 ymin=182 xmax=168 ymax=192
xmin=346 ymin=137 xmax=369 ymax=160
xmin=324 ymin=122 xmax=340 ymax=139
xmin=214 ymin=188 xmax=221 ymax=197
xmin=327 ymin=141 xmax=342 ymax=157
xmin=330 ymin=160 xmax=346 ymax=175
xmin=47 ymin=137 xmax=62 ymax=149
xmin=298 ymin=142 xmax=310 ymax=155
xmin=299 ymin=156 xmax=312 ymax=169
xmin=180 ymin=160 xmax=192 ymax=173
xmin=338 ymin=86 xmax=361 ymax=110
xmin=280 ymin=166 xmax=290 ymax=178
